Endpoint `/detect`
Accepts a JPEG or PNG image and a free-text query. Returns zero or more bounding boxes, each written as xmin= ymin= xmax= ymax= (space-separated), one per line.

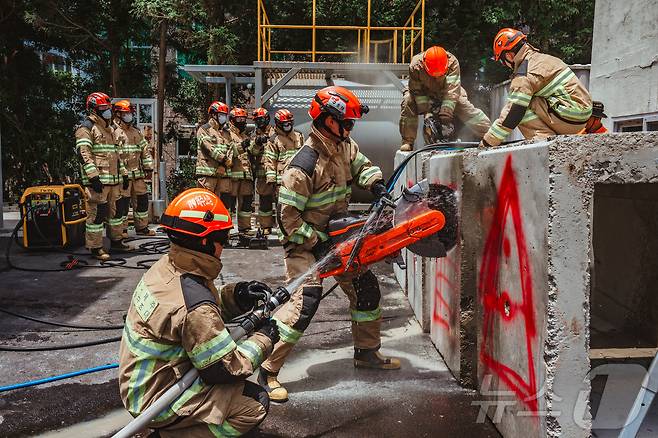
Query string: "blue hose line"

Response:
xmin=386 ymin=146 xmax=464 ymax=192
xmin=0 ymin=363 xmax=119 ymax=393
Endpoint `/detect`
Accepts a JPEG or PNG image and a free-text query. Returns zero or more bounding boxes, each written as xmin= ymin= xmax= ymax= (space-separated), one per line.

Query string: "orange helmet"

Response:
xmin=230 ymin=107 xmax=247 ymax=120
xmin=208 ymin=101 xmax=229 ymax=115
xmin=493 ymin=28 xmax=527 ymax=63
xmin=423 ymin=46 xmax=449 ymax=77
xmin=160 ymin=188 xmax=232 ymax=238
xmin=86 ymin=92 xmax=111 ymax=111
xmin=274 ymin=109 xmax=294 ymax=124
xmin=252 ymin=107 xmax=269 ymax=120
xmin=309 ymin=86 xmax=369 ymax=121
xmin=112 ymin=99 xmax=134 ymax=113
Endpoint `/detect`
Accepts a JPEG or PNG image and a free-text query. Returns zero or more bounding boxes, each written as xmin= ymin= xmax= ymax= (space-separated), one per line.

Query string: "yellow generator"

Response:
xmin=20 ymin=184 xmax=87 ymax=248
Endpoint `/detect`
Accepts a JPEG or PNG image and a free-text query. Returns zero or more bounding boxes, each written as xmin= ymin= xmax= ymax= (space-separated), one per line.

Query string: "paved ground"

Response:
xmin=0 ymin=220 xmax=500 ymax=437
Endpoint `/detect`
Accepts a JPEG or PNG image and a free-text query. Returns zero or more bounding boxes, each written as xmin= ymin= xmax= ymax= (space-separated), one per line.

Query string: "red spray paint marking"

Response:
xmin=433 ymin=257 xmax=454 ymax=331
xmin=478 ymin=155 xmax=538 ymax=413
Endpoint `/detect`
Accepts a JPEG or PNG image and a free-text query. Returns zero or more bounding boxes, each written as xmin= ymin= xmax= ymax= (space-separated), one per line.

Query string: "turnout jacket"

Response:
xmin=195 ymin=118 xmax=233 ymax=178
xmin=408 ymin=50 xmax=462 ymax=121
xmin=249 ymin=125 xmax=274 ymax=179
xmin=484 ymin=44 xmax=593 ymax=146
xmin=263 ymin=127 xmax=304 ymax=185
xmin=114 ymin=121 xmax=154 ymax=180
xmin=118 ymin=244 xmax=273 ymax=420
xmin=229 ymin=124 xmax=252 ymax=180
xmin=75 ymin=113 xmax=125 ymax=186
xmin=278 ymin=125 xmax=382 ymax=248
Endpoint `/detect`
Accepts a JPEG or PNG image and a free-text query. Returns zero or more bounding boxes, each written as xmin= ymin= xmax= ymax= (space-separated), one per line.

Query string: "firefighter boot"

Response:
xmin=91 ymin=247 xmax=111 ymax=261
xmin=136 ymin=226 xmax=156 ymax=236
xmin=400 ymin=143 xmax=413 ymax=152
xmin=354 ymin=347 xmax=401 ymax=370
xmin=110 ymin=239 xmax=133 ymax=252
xmin=258 ymin=367 xmax=289 ymax=403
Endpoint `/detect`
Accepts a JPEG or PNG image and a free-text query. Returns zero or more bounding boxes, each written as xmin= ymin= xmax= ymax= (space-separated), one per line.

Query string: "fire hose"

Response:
xmin=112 ymin=285 xmax=291 ymax=438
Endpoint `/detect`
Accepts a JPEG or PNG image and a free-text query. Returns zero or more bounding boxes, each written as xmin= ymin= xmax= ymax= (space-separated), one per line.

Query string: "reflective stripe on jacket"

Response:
xmin=75 ymin=113 xmax=124 ymax=185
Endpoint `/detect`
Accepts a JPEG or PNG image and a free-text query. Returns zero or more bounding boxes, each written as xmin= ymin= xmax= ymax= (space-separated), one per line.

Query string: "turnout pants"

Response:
xmin=261 ymin=245 xmax=382 ymax=374
xmin=197 ymin=176 xmax=232 ymax=197
xmin=517 ymin=96 xmax=586 ymax=139
xmin=84 ymin=184 xmax=122 ymax=249
xmin=155 ymin=381 xmax=269 ymax=438
xmin=118 ymin=178 xmax=150 ymax=231
xmin=399 ymin=87 xmax=491 ymax=145
xmin=256 ymin=178 xmax=275 ymax=229
xmin=227 ymin=179 xmax=254 ymax=231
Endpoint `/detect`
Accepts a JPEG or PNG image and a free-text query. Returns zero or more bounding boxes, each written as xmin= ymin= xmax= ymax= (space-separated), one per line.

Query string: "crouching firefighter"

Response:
xmin=118 ymin=188 xmax=280 ymax=437
xmin=258 ymin=86 xmax=401 ymax=403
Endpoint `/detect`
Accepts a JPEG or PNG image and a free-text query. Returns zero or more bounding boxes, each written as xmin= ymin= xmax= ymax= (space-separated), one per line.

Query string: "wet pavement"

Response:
xmin=0 ymin=228 xmax=499 ymax=437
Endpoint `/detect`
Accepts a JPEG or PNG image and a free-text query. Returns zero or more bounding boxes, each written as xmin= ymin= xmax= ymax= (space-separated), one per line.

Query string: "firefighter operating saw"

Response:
xmin=316 ymin=179 xmax=458 ymax=278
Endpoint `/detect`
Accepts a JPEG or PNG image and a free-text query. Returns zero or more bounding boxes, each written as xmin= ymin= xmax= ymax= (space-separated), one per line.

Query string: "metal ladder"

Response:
xmin=619 ymin=353 xmax=658 ymax=437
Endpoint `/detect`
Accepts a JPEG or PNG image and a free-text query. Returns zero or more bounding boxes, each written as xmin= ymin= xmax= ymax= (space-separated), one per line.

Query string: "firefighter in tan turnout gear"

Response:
xmin=119 ymin=188 xmax=280 ymax=437
xmin=196 ymin=101 xmax=233 ymax=203
xmin=75 ymin=92 xmax=130 ymax=261
xmin=400 ymin=45 xmax=491 ymax=151
xmin=227 ymin=108 xmax=254 ymax=235
xmin=258 ymin=86 xmax=401 ymax=403
xmin=481 ymin=28 xmax=593 ymax=147
xmin=112 ymin=99 xmax=155 ymax=237
xmin=250 ymin=108 xmax=275 ymax=234
xmin=263 ymin=109 xmax=304 ymax=187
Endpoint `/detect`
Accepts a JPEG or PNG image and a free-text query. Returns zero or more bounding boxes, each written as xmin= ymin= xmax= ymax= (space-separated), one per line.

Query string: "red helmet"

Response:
xmin=274 ymin=109 xmax=294 ymax=124
xmin=208 ymin=101 xmax=229 ymax=115
xmin=112 ymin=99 xmax=134 ymax=113
xmin=309 ymin=86 xmax=369 ymax=121
xmin=230 ymin=107 xmax=248 ymax=120
xmin=423 ymin=46 xmax=449 ymax=77
xmin=160 ymin=188 xmax=232 ymax=238
xmin=86 ymin=92 xmax=112 ymax=111
xmin=493 ymin=28 xmax=527 ymax=63
xmin=252 ymin=107 xmax=269 ymax=120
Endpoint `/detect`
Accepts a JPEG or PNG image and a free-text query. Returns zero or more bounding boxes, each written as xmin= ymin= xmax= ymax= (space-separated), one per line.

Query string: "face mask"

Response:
xmin=255 ymin=118 xmax=269 ymax=129
xmin=281 ymin=122 xmax=293 ymax=133
xmin=121 ymin=113 xmax=133 ymax=124
xmin=101 ymin=109 xmax=112 ymax=120
xmin=234 ymin=122 xmax=246 ymax=133
xmin=217 ymin=114 xmax=228 ymax=125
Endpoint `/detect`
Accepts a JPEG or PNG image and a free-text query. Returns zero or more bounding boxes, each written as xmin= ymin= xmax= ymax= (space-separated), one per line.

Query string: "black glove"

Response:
xmin=257 ymin=318 xmax=280 ymax=345
xmin=370 ymin=180 xmax=390 ymax=202
xmin=441 ymin=121 xmax=455 ymax=139
xmin=241 ymin=138 xmax=251 ymax=150
xmin=89 ymin=176 xmax=103 ymax=193
xmin=255 ymin=135 xmax=268 ymax=146
xmin=311 ymin=239 xmax=333 ymax=261
xmin=122 ymin=175 xmax=129 ymax=190
xmin=235 ymin=280 xmax=272 ymax=312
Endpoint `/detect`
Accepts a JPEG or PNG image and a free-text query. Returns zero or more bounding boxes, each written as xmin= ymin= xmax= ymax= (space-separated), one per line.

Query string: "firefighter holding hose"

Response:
xmin=257 ymin=86 xmax=401 ymax=403
xmin=118 ymin=188 xmax=280 ymax=437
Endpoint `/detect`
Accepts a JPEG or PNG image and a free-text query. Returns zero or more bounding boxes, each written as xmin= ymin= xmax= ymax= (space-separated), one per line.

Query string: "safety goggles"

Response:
xmin=337 ymin=118 xmax=356 ymax=131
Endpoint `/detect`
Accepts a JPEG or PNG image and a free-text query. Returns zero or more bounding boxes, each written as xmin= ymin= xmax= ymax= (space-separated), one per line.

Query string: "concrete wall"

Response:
xmin=394 ymin=132 xmax=658 ymax=437
xmin=590 ymin=0 xmax=658 ymax=129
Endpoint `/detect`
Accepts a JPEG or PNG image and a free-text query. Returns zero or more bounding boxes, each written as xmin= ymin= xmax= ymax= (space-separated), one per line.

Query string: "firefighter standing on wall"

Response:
xmin=113 ymin=99 xmax=155 ymax=236
xmin=258 ymin=86 xmax=400 ymax=403
xmin=119 ymin=188 xmax=280 ymax=437
xmin=250 ymin=108 xmax=275 ymax=234
xmin=579 ymin=101 xmax=608 ymax=134
xmin=263 ymin=109 xmax=304 ymax=189
xmin=400 ymin=45 xmax=491 ymax=151
xmin=481 ymin=28 xmax=593 ymax=147
xmin=227 ymin=108 xmax=255 ymax=236
xmin=196 ymin=102 xmax=234 ymax=203
xmin=75 ymin=92 xmax=130 ymax=261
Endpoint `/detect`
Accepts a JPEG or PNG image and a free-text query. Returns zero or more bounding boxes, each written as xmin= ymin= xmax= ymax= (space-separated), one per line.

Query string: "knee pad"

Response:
xmin=353 ymin=271 xmax=381 ymax=311
xmin=243 ymin=381 xmax=270 ymax=413
xmin=220 ymin=193 xmax=235 ymax=211
xmin=292 ymin=286 xmax=322 ymax=332
xmin=136 ymin=193 xmax=149 ymax=212
xmin=118 ymin=197 xmax=130 ymax=218
xmin=260 ymin=195 xmax=274 ymax=207
xmin=95 ymin=203 xmax=109 ymax=224
xmin=241 ymin=195 xmax=254 ymax=212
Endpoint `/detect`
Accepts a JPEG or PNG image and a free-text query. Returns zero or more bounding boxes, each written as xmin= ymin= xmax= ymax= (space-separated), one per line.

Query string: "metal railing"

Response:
xmin=257 ymin=0 xmax=425 ymax=63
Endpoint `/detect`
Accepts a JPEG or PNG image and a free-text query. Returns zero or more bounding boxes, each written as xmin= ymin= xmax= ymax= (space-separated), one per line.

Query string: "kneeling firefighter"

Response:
xmin=118 ymin=188 xmax=280 ymax=437
xmin=258 ymin=86 xmax=401 ymax=403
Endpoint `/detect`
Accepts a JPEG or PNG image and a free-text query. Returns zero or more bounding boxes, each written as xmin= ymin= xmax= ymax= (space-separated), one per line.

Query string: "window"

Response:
xmin=177 ymin=137 xmax=192 ymax=157
xmin=613 ymin=113 xmax=658 ymax=132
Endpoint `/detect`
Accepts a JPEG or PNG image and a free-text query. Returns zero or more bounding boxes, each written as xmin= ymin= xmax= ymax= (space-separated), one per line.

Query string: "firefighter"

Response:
xmin=196 ymin=101 xmax=233 ymax=203
xmin=119 ymin=188 xmax=280 ymax=437
xmin=228 ymin=108 xmax=254 ymax=235
xmin=579 ymin=101 xmax=608 ymax=134
xmin=250 ymin=108 xmax=275 ymax=234
xmin=481 ymin=28 xmax=593 ymax=147
xmin=258 ymin=86 xmax=401 ymax=403
xmin=263 ymin=109 xmax=304 ymax=188
xmin=400 ymin=45 xmax=491 ymax=151
xmin=113 ymin=99 xmax=155 ymax=236
xmin=75 ymin=92 xmax=129 ymax=261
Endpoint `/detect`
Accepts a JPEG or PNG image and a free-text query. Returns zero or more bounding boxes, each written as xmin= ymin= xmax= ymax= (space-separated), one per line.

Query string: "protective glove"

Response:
xmin=257 ymin=318 xmax=280 ymax=345
xmin=235 ymin=280 xmax=273 ymax=312
xmin=255 ymin=135 xmax=268 ymax=146
xmin=311 ymin=238 xmax=334 ymax=261
xmin=241 ymin=138 xmax=251 ymax=150
xmin=145 ymin=170 xmax=153 ymax=180
xmin=441 ymin=121 xmax=455 ymax=139
xmin=122 ymin=175 xmax=129 ymax=190
xmin=370 ymin=180 xmax=391 ymax=203
xmin=89 ymin=176 xmax=103 ymax=193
